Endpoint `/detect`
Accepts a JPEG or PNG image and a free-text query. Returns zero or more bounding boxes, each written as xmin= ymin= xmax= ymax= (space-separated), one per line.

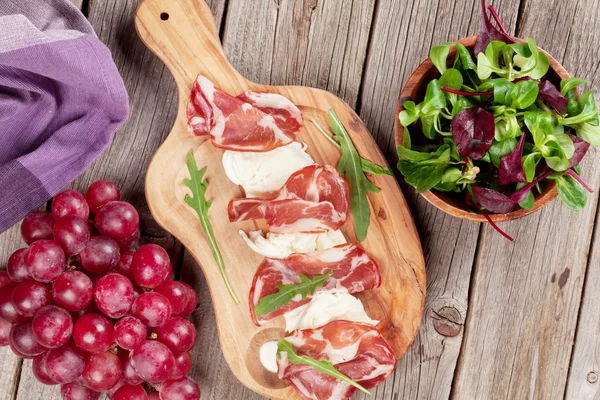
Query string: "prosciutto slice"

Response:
xmin=277 ymin=320 xmax=396 ymax=400
xmin=249 ymin=244 xmax=381 ymax=326
xmin=187 ymin=75 xmax=303 ymax=151
xmin=228 ymin=164 xmax=350 ymax=233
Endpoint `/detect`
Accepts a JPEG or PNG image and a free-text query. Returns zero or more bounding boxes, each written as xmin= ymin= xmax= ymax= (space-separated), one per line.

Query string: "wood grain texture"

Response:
xmin=354 ymin=1 xmax=518 ymax=399
xmin=135 ymin=0 xmax=424 ymax=398
xmin=454 ymin=0 xmax=600 ymax=397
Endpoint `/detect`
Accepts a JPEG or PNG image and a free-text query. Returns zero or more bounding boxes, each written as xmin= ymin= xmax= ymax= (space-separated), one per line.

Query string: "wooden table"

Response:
xmin=1 ymin=0 xmax=599 ymax=399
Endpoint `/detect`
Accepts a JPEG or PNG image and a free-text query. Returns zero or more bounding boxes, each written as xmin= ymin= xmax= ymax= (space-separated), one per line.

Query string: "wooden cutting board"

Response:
xmin=135 ymin=0 xmax=426 ymax=398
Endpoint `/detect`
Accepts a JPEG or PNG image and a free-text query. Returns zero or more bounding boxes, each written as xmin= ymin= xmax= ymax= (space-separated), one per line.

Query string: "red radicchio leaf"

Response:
xmin=508 ymin=169 xmax=554 ymax=203
xmin=466 ymin=191 xmax=515 ymax=241
xmin=474 ymin=0 xmax=515 ymax=55
xmin=538 ymin=80 xmax=568 ymax=114
xmin=567 ymin=132 xmax=590 ymax=168
xmin=499 ymin=133 xmax=527 ymax=186
xmin=470 ymin=185 xmax=516 ymax=213
xmin=452 ymin=107 xmax=495 ymax=160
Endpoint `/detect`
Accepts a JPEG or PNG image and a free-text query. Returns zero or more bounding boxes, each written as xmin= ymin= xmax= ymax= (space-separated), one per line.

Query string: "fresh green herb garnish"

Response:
xmin=277 ymin=339 xmax=371 ymax=395
xmin=396 ymin=0 xmax=598 ymax=240
xmin=184 ymin=151 xmax=239 ymax=304
xmin=309 ymin=111 xmax=391 ymax=241
xmin=255 ymin=271 xmax=332 ymax=317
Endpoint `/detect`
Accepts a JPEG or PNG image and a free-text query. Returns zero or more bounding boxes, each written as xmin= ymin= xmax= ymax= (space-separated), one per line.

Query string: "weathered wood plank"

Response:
xmin=552 ymin=0 xmax=600 ymax=397
xmin=10 ymin=0 xmax=225 ymax=398
xmin=354 ymin=1 xmax=518 ymax=399
xmin=453 ymin=0 xmax=600 ymax=397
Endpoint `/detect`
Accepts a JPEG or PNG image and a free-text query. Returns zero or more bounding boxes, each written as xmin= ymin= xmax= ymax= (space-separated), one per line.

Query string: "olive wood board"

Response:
xmin=135 ymin=0 xmax=426 ymax=398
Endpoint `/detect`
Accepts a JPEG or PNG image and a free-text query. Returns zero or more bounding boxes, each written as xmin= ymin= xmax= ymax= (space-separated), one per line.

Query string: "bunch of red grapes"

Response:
xmin=0 ymin=181 xmax=201 ymax=400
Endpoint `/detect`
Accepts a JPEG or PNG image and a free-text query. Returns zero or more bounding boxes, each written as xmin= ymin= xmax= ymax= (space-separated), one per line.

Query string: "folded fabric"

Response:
xmin=0 ymin=0 xmax=128 ymax=232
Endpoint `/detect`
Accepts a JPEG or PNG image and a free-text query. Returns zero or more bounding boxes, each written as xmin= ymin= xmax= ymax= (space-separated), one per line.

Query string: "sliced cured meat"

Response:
xmin=187 ymin=75 xmax=302 ymax=151
xmin=277 ymin=320 xmax=396 ymax=400
xmin=249 ymin=244 xmax=380 ymax=326
xmin=228 ymin=165 xmax=350 ymax=233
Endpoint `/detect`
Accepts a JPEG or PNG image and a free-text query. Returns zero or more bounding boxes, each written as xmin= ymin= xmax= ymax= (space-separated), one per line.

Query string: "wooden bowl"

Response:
xmin=394 ymin=36 xmax=569 ymax=223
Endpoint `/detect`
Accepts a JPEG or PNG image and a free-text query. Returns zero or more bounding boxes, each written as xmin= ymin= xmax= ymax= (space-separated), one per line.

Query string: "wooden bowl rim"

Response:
xmin=393 ymin=35 xmax=567 ymax=223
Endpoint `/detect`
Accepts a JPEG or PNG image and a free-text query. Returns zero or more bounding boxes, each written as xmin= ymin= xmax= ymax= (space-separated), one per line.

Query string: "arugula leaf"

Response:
xmin=455 ymin=43 xmax=477 ymax=70
xmin=397 ymin=145 xmax=451 ymax=192
xmin=510 ymin=80 xmax=539 ymax=109
xmin=184 ymin=152 xmax=239 ymax=304
xmin=561 ymin=91 xmax=599 ymax=126
xmin=328 ymin=110 xmax=380 ymax=241
xmin=557 ymin=175 xmax=587 ymax=211
xmin=560 ymin=78 xmax=587 ymax=96
xmin=399 ymin=101 xmax=419 ymax=127
xmin=516 ymin=183 xmax=534 ymax=209
xmin=430 ymin=43 xmax=453 ymax=74
xmin=420 ymin=79 xmax=446 ymax=114
xmin=277 ymin=340 xmax=371 ymax=395
xmin=309 ymin=117 xmax=392 ymax=176
xmin=255 ymin=272 xmax=332 ymax=317
xmin=439 ymin=68 xmax=463 ymax=91
xmin=361 ymin=159 xmax=393 ymax=176
xmin=489 ymin=137 xmax=517 ymax=167
xmin=575 ymin=122 xmax=600 ymax=146
xmin=522 ymin=153 xmax=539 ymax=182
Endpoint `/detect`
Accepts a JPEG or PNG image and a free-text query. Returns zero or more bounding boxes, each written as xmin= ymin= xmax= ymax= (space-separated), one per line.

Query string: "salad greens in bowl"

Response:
xmin=394 ymin=0 xmax=598 ymax=240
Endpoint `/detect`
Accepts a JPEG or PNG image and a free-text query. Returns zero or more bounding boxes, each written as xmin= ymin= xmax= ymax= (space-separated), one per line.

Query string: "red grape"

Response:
xmin=171 ymin=352 xmax=192 ymax=379
xmin=80 ymin=236 xmax=120 ymax=275
xmin=32 ymin=305 xmax=73 ymax=348
xmin=70 ymin=301 xmax=100 ymax=322
xmin=114 ymin=316 xmax=146 ymax=350
xmin=46 ymin=343 xmax=86 ymax=383
xmin=106 ymin=380 xmax=126 ymax=399
xmin=131 ymin=292 xmax=171 ymax=327
xmin=60 ymin=382 xmax=100 ymax=400
xmin=53 ymin=271 xmax=94 ymax=312
xmin=156 ymin=317 xmax=197 ymax=354
xmin=12 ymin=281 xmax=51 ymax=318
xmin=10 ymin=323 xmax=47 ymax=357
xmin=130 ymin=340 xmax=175 ymax=383
xmin=21 ymin=211 xmax=54 ymax=245
xmin=148 ymin=394 xmax=160 ymax=400
xmin=53 ymin=215 xmax=91 ymax=256
xmin=95 ymin=201 xmax=139 ymax=240
xmin=116 ymin=227 xmax=140 ymax=251
xmin=94 ymin=273 xmax=134 ymax=318
xmin=7 ymin=248 xmax=31 ymax=283
xmin=113 ymin=384 xmax=148 ymax=400
xmin=0 ymin=318 xmax=12 ymax=346
xmin=24 ymin=240 xmax=65 ymax=282
xmin=131 ymin=244 xmax=171 ymax=289
xmin=73 ymin=314 xmax=114 ymax=354
xmin=0 ymin=271 xmax=10 ymax=288
xmin=121 ymin=352 xmax=144 ymax=385
xmin=86 ymin=180 xmax=120 ymax=214
xmin=115 ymin=250 xmax=135 ymax=279
xmin=32 ymin=352 xmax=57 ymax=385
xmin=179 ymin=284 xmax=197 ymax=318
xmin=52 ymin=190 xmax=90 ymax=220
xmin=0 ymin=286 xmax=25 ymax=323
xmin=81 ymin=351 xmax=122 ymax=391
xmin=155 ymin=281 xmax=195 ymax=317
xmin=160 ymin=377 xmax=201 ymax=400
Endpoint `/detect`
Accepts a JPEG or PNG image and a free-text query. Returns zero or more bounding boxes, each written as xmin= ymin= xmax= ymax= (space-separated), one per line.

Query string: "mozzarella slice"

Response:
xmin=222 ymin=141 xmax=313 ymax=198
xmin=239 ymin=230 xmax=347 ymax=259
xmin=284 ymin=291 xmax=379 ymax=332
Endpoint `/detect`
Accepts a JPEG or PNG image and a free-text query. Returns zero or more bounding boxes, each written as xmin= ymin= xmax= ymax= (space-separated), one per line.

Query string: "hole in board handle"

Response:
xmin=160 ymin=12 xmax=169 ymax=21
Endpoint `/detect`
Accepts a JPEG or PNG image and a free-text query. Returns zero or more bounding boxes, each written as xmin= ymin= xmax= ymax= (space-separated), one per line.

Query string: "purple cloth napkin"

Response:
xmin=0 ymin=0 xmax=128 ymax=233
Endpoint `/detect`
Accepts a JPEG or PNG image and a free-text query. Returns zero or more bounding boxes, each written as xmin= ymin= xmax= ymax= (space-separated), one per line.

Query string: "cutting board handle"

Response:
xmin=135 ymin=0 xmax=249 ymax=94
